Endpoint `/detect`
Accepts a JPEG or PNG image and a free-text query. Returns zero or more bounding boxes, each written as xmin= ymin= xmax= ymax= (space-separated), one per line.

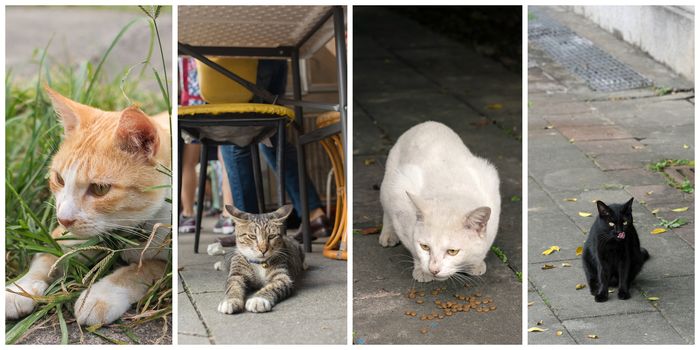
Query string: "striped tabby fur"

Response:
xmin=217 ymin=204 xmax=306 ymax=314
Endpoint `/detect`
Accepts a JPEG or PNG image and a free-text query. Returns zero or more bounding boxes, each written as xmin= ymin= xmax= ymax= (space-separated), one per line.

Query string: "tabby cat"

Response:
xmin=5 ymin=87 xmax=171 ymax=326
xmin=582 ymin=198 xmax=649 ymax=302
xmin=217 ymin=205 xmax=305 ymax=314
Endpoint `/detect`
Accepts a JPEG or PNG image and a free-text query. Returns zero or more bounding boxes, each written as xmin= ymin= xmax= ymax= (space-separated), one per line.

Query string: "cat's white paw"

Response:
xmin=75 ymin=281 xmax=131 ymax=326
xmin=5 ymin=279 xmax=47 ymax=319
xmin=245 ymin=297 xmax=273 ymax=313
xmin=378 ymin=229 xmax=400 ymax=247
xmin=467 ymin=261 xmax=487 ymax=276
xmin=217 ymin=299 xmax=244 ymax=314
xmin=412 ymin=268 xmax=435 ymax=283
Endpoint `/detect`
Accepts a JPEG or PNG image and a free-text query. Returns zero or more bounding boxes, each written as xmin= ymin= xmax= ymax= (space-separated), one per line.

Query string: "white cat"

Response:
xmin=379 ymin=121 xmax=500 ymax=283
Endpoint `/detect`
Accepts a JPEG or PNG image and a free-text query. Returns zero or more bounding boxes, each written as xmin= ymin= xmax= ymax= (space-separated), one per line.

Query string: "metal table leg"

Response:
xmin=251 ymin=144 xmax=265 ymax=214
xmin=292 ymin=50 xmax=312 ymax=253
xmin=194 ymin=143 xmax=209 ymax=254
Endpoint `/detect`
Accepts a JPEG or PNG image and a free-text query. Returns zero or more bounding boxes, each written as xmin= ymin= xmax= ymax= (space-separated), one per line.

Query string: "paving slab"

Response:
xmin=527 ymin=290 xmax=576 ymax=344
xmin=562 ymin=312 xmax=686 ymax=344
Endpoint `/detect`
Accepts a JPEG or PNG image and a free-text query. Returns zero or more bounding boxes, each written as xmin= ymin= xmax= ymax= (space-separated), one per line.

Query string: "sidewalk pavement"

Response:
xmin=528 ymin=6 xmax=694 ymax=345
xmin=178 ymin=217 xmax=346 ymax=344
xmin=353 ymin=7 xmax=522 ymax=344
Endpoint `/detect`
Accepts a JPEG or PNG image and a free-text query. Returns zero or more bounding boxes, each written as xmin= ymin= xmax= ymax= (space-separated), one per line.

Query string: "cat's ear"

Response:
xmin=596 ymin=200 xmax=613 ymax=218
xmin=623 ymin=197 xmax=635 ymax=213
xmin=116 ymin=106 xmax=160 ymax=159
xmin=45 ymin=86 xmax=84 ymax=136
xmin=464 ymin=207 xmax=491 ymax=238
xmin=406 ymin=192 xmax=426 ymax=222
xmin=270 ymin=204 xmax=293 ymax=223
xmin=225 ymin=204 xmax=252 ymax=223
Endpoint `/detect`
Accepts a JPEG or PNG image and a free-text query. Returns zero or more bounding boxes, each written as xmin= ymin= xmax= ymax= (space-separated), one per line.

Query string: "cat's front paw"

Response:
xmin=467 ymin=261 xmax=487 ymax=276
xmin=412 ymin=268 xmax=434 ymax=283
xmin=75 ymin=284 xmax=131 ymax=326
xmin=245 ymin=297 xmax=273 ymax=313
xmin=218 ymin=298 xmax=244 ymax=314
xmin=378 ymin=229 xmax=400 ymax=247
xmin=594 ymin=293 xmax=609 ymax=303
xmin=5 ymin=279 xmax=48 ymax=320
xmin=617 ymin=289 xmax=631 ymax=300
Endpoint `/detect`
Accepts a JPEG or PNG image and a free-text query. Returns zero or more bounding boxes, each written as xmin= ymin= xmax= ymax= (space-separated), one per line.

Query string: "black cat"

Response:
xmin=582 ymin=198 xmax=649 ymax=302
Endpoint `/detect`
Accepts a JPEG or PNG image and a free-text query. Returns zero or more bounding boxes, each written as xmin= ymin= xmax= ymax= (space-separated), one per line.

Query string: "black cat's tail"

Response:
xmin=641 ymin=248 xmax=650 ymax=261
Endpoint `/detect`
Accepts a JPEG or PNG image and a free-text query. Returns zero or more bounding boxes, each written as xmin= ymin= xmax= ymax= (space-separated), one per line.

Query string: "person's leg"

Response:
xmin=179 ymin=143 xmax=200 ymax=233
xmin=219 ymin=147 xmax=235 ymax=212
xmin=220 ymin=144 xmax=259 ymax=214
xmin=215 ymin=148 xmax=236 ymax=237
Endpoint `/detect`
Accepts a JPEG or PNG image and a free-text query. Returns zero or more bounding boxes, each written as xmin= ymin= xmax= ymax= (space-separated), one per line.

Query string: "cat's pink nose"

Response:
xmin=58 ymin=218 xmax=76 ymax=228
xmin=430 ymin=268 xmax=440 ymax=276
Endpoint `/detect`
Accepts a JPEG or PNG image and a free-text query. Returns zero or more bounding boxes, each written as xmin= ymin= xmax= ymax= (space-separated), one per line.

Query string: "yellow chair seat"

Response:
xmin=179 ymin=103 xmax=295 ymax=120
xmin=315 ymin=111 xmax=340 ymax=128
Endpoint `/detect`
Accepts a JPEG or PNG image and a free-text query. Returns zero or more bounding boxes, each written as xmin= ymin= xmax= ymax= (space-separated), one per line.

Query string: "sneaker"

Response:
xmin=205 ymin=208 xmax=222 ymax=217
xmin=179 ymin=214 xmax=196 ymax=234
xmin=213 ymin=216 xmax=235 ymax=235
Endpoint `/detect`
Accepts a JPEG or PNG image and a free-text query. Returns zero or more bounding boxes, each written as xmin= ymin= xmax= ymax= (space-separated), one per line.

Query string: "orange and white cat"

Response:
xmin=5 ymin=87 xmax=171 ymax=326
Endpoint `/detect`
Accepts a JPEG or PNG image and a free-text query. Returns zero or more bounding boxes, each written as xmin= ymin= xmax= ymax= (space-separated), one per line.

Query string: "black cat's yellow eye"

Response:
xmin=447 ymin=249 xmax=460 ymax=256
xmin=55 ymin=173 xmax=65 ymax=187
xmin=623 ymin=221 xmax=628 ymax=225
xmin=89 ymin=183 xmax=111 ymax=197
xmin=420 ymin=244 xmax=430 ymax=251
xmin=608 ymin=222 xmax=614 ymax=227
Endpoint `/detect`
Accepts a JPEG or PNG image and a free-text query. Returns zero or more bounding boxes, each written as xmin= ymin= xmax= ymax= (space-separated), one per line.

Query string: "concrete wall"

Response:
xmin=566 ymin=6 xmax=694 ymax=82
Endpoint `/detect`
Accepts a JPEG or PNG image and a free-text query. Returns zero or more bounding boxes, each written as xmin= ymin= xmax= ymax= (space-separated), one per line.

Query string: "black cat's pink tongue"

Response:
xmin=617 ymin=232 xmax=626 ymax=239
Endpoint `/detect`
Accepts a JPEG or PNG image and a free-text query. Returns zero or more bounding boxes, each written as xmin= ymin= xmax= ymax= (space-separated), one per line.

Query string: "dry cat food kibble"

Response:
xmin=420 ymin=328 xmax=429 ymax=334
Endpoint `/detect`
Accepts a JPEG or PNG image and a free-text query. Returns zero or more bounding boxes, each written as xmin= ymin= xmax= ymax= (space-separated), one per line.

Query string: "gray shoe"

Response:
xmin=213 ymin=216 xmax=235 ymax=235
xmin=179 ymin=214 xmax=195 ymax=234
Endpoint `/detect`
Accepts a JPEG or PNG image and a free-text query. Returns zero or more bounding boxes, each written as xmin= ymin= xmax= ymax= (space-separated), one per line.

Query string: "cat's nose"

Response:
xmin=58 ymin=217 xmax=76 ymax=228
xmin=430 ymin=267 xmax=440 ymax=276
xmin=259 ymin=244 xmax=268 ymax=255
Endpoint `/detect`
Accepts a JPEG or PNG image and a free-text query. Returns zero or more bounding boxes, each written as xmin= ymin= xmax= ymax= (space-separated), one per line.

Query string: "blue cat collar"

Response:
xmin=247 ymin=258 xmax=270 ymax=268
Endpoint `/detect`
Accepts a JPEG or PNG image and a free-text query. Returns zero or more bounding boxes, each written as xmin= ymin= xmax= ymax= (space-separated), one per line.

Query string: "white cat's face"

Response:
xmin=411 ymin=220 xmax=487 ymax=280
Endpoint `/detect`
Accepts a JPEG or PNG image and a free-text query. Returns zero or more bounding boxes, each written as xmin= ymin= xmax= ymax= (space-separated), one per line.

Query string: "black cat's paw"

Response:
xmin=617 ymin=290 xmax=631 ymax=300
xmin=594 ymin=293 xmax=608 ymax=302
xmin=588 ymin=284 xmax=598 ymax=296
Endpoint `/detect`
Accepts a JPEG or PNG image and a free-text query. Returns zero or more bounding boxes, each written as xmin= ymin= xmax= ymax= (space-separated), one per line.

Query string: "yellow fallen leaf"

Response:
xmin=683 ymin=144 xmax=689 ymax=149
xmin=646 ymin=191 xmax=654 ymax=195
xmin=528 ymin=327 xmax=547 ymax=333
xmin=632 ymin=145 xmax=645 ymax=150
xmin=556 ymin=330 xmax=563 ymax=336
xmin=569 ymin=138 xmax=576 ymax=144
xmin=651 ymin=228 xmax=667 ymax=235
xmin=363 ymin=158 xmax=376 ymax=166
xmin=542 ymin=246 xmax=561 ymax=255
xmin=562 ymin=262 xmax=572 ymax=267
xmin=563 ymin=197 xmax=577 ymax=202
xmin=545 ymin=125 xmax=554 ymax=129
xmin=647 ymin=297 xmax=660 ymax=301
xmin=528 ymin=301 xmax=535 ymax=306
xmin=588 ymin=334 xmax=599 ymax=339
xmin=651 ymin=208 xmax=660 ymax=215
xmin=671 ymin=207 xmax=689 ymax=212
xmin=576 ymin=246 xmax=583 ymax=256
xmin=575 ymin=283 xmax=586 ymax=290
xmin=578 ymin=212 xmax=593 ymax=217
xmin=486 ymin=103 xmax=503 ymax=110
xmin=542 ymin=264 xmax=555 ymax=270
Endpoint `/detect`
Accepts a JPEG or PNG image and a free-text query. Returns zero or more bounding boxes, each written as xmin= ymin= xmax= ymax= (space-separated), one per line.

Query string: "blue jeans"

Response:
xmin=221 ymin=60 xmax=322 ymax=215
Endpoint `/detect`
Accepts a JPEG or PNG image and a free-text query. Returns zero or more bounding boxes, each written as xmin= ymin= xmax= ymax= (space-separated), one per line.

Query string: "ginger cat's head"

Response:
xmin=46 ymin=87 xmax=169 ymax=238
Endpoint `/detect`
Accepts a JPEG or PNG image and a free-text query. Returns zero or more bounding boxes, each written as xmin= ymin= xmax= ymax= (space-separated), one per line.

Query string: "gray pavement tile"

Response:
xmin=354 ymin=58 xmax=434 ymax=94
xmin=529 ymin=259 xmax=656 ymax=321
xmin=575 ymin=139 xmax=648 ymax=156
xmin=638 ymin=276 xmax=695 ymax=343
xmin=178 ymin=291 xmax=208 ymax=337
xmin=178 ymin=334 xmax=211 ymax=345
xmin=352 ymin=155 xmax=386 ymax=228
xmin=626 ymin=184 xmax=694 ymax=207
xmin=604 ymin=169 xmax=666 ymax=186
xmin=591 ymin=152 xmax=657 ymax=171
xmin=353 ymin=105 xmax=392 ymax=156
xmin=562 ymin=312 xmax=687 ymax=344
xmin=528 ymin=210 xmax=586 ymax=265
xmin=527 ymin=291 xmax=576 ymax=344
xmin=557 ymin=125 xmax=632 ymax=142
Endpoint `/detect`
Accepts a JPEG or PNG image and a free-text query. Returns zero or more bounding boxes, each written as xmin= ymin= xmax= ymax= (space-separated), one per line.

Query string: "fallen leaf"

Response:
xmin=528 ymin=327 xmax=547 ymax=333
xmin=576 ymin=246 xmax=583 ymax=256
xmin=544 ymin=125 xmax=554 ymax=129
xmin=486 ymin=103 xmax=503 ymax=110
xmin=536 ymin=320 xmax=544 ymax=326
xmin=563 ymin=197 xmax=577 ymax=202
xmin=632 ymin=145 xmax=645 ymax=150
xmin=471 ymin=117 xmax=492 ymax=127
xmin=528 ymin=301 xmax=535 ymax=306
xmin=360 ymin=226 xmax=381 ymax=235
xmin=651 ymin=228 xmax=667 ymax=235
xmin=363 ymin=158 xmax=376 ymax=166
xmin=587 ymin=334 xmax=599 ymax=339
xmin=651 ymin=209 xmax=660 ymax=215
xmin=671 ymin=207 xmax=689 ymax=212
xmin=541 ymin=246 xmax=561 ymax=255
xmin=541 ymin=264 xmax=555 ymax=270
xmin=575 ymin=283 xmax=586 ymax=290
xmin=569 ymin=138 xmax=576 ymax=144
xmin=647 ymin=297 xmax=660 ymax=301
xmin=511 ymin=195 xmax=521 ymax=202
xmin=556 ymin=330 xmax=563 ymax=336
xmin=646 ymin=191 xmax=654 ymax=195
xmin=562 ymin=262 xmax=572 ymax=267
xmin=683 ymin=144 xmax=689 ymax=149
xmin=578 ymin=212 xmax=593 ymax=217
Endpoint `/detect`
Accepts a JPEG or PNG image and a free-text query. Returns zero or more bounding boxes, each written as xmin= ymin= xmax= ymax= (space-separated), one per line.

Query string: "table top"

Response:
xmin=178 ymin=5 xmax=341 ymax=58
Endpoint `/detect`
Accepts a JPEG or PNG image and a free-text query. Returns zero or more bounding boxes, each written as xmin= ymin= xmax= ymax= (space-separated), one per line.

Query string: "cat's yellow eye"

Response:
xmin=55 ymin=173 xmax=64 ymax=187
xmin=268 ymin=234 xmax=278 ymax=240
xmin=89 ymin=183 xmax=111 ymax=197
xmin=608 ymin=222 xmax=615 ymax=227
xmin=420 ymin=244 xmax=430 ymax=251
xmin=623 ymin=221 xmax=628 ymax=225
xmin=447 ymin=249 xmax=460 ymax=256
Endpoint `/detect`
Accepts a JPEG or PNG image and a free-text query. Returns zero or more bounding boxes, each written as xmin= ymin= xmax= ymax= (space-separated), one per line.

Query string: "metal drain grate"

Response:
xmin=664 ymin=166 xmax=694 ymax=185
xmin=528 ymin=8 xmax=653 ymax=92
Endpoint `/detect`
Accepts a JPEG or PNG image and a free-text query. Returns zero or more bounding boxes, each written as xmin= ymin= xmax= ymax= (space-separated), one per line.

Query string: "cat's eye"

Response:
xmin=268 ymin=234 xmax=278 ymax=240
xmin=447 ymin=249 xmax=460 ymax=256
xmin=420 ymin=244 xmax=430 ymax=251
xmin=608 ymin=222 xmax=615 ymax=227
xmin=55 ymin=173 xmax=64 ymax=187
xmin=623 ymin=221 xmax=628 ymax=225
xmin=89 ymin=183 xmax=111 ymax=197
